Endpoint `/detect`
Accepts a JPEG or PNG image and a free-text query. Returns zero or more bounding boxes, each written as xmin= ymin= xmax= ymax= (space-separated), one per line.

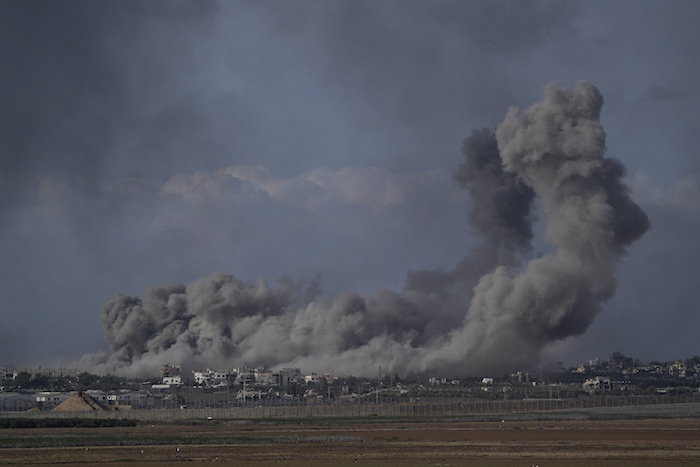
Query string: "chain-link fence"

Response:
xmin=1 ymin=393 xmax=698 ymax=421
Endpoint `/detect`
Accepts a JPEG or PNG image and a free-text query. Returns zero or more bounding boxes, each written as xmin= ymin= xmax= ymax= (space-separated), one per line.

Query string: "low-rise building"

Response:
xmin=304 ymin=373 xmax=321 ymax=385
xmin=193 ymin=369 xmax=229 ymax=387
xmin=86 ymin=390 xmax=109 ymax=404
xmin=0 ymin=392 xmax=36 ymax=411
xmin=162 ymin=375 xmax=182 ymax=386
xmin=429 ymin=377 xmax=460 ymax=385
xmin=35 ymin=391 xmax=70 ymax=409
xmin=160 ymin=364 xmax=182 ymax=386
xmin=107 ymin=391 xmax=149 ymax=407
xmin=255 ymin=367 xmax=276 ymax=386
xmin=583 ymin=376 xmax=611 ymax=394
xmin=24 ymin=367 xmax=80 ymax=379
xmin=0 ymin=367 xmax=18 ymax=381
xmin=234 ymin=367 xmax=256 ymax=385
xmin=277 ymin=368 xmax=301 ymax=387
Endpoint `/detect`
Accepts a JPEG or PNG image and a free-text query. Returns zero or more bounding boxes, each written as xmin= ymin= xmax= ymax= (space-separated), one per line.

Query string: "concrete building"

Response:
xmin=107 ymin=391 xmax=149 ymax=407
xmin=24 ymin=367 xmax=80 ymax=379
xmin=192 ymin=369 xmax=229 ymax=387
xmin=35 ymin=392 xmax=70 ymax=409
xmin=160 ymin=364 xmax=182 ymax=386
xmin=0 ymin=367 xmax=18 ymax=381
xmin=304 ymin=373 xmax=322 ymax=385
xmin=234 ymin=367 xmax=256 ymax=385
xmin=162 ymin=375 xmax=182 ymax=386
xmin=0 ymin=392 xmax=36 ymax=411
xmin=583 ymin=376 xmax=612 ymax=393
xmin=254 ymin=367 xmax=276 ymax=386
xmin=277 ymin=368 xmax=301 ymax=387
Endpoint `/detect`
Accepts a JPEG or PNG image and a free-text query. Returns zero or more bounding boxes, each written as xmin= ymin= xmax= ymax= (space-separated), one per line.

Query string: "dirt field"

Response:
xmin=2 ymin=418 xmax=700 ymax=466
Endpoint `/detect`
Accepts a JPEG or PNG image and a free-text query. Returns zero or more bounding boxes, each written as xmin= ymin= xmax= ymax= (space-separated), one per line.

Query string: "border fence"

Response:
xmin=1 ymin=393 xmax=699 ymax=421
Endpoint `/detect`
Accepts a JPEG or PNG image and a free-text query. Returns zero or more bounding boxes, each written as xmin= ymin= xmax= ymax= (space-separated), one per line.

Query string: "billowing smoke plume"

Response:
xmin=405 ymin=126 xmax=535 ymax=299
xmin=83 ymin=81 xmax=649 ymax=377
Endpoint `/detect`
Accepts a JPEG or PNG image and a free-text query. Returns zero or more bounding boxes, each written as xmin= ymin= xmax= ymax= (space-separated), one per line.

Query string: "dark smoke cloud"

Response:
xmin=420 ymin=82 xmax=650 ymax=375
xmin=406 ymin=128 xmax=535 ymax=299
xmin=84 ymin=82 xmax=649 ymax=377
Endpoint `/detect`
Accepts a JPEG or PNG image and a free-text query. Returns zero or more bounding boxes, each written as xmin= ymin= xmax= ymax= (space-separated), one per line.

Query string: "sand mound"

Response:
xmin=52 ymin=392 xmax=110 ymax=412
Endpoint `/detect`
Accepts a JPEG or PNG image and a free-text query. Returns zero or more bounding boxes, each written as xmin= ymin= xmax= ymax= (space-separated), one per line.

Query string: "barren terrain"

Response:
xmin=2 ymin=417 xmax=700 ymax=466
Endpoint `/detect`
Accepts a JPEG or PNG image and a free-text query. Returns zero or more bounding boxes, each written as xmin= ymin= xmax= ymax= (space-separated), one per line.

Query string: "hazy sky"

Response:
xmin=2 ymin=0 xmax=699 ymax=372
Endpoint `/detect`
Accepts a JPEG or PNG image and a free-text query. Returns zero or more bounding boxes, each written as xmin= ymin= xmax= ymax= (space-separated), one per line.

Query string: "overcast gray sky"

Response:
xmin=2 ymin=0 xmax=699 ymax=374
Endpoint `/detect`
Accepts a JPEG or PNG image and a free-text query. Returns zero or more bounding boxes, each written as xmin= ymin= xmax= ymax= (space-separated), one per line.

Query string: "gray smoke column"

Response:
xmin=84 ymin=81 xmax=648 ymax=377
xmin=405 ymin=127 xmax=535 ymax=299
xmin=419 ymin=81 xmax=650 ymax=375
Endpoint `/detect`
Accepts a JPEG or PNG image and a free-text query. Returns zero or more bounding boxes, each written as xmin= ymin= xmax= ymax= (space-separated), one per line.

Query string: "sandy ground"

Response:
xmin=2 ymin=418 xmax=700 ymax=466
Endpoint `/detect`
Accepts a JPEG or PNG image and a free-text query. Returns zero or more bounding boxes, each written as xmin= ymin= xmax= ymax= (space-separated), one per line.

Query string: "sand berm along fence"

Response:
xmin=2 ymin=394 xmax=700 ymax=421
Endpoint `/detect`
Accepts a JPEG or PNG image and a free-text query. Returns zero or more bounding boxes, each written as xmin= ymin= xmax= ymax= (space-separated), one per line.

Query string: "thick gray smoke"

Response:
xmin=84 ymin=82 xmax=649 ymax=377
xmin=406 ymin=127 xmax=535 ymax=298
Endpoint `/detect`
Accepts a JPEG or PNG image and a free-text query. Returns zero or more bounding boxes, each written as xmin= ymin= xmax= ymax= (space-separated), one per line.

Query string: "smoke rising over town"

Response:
xmin=85 ymin=82 xmax=649 ymax=377
xmin=3 ymin=2 xmax=699 ymax=377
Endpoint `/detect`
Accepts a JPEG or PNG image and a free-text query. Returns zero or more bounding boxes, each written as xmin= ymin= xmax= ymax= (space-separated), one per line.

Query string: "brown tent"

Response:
xmin=52 ymin=392 xmax=109 ymax=412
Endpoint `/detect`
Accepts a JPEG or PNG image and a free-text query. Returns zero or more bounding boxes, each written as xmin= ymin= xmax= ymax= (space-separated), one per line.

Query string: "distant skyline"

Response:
xmin=2 ymin=348 xmax=699 ymax=377
xmin=1 ymin=1 xmax=699 ymax=374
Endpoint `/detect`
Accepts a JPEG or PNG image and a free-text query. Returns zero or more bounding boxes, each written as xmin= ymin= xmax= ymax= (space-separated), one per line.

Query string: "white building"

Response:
xmin=583 ymin=376 xmax=611 ymax=393
xmin=35 ymin=392 xmax=70 ymax=408
xmin=162 ymin=375 xmax=182 ymax=386
xmin=192 ymin=369 xmax=229 ymax=387
xmin=0 ymin=367 xmax=18 ymax=380
xmin=254 ymin=367 xmax=276 ymax=386
xmin=86 ymin=390 xmax=109 ymax=404
xmin=160 ymin=364 xmax=182 ymax=385
xmin=107 ymin=391 xmax=149 ymax=406
xmin=304 ymin=373 xmax=322 ymax=385
xmin=232 ymin=366 xmax=278 ymax=386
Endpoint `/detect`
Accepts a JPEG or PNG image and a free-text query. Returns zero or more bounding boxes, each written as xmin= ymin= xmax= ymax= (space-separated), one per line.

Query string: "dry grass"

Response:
xmin=2 ymin=418 xmax=700 ymax=466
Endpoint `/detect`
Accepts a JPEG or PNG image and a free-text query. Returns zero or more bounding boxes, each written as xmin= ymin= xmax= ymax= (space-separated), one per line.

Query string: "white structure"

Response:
xmin=429 ymin=377 xmax=460 ymax=385
xmin=304 ymin=373 xmax=322 ymax=385
xmin=583 ymin=376 xmax=611 ymax=393
xmin=0 ymin=367 xmax=18 ymax=380
xmin=162 ymin=375 xmax=182 ymax=386
xmin=107 ymin=391 xmax=148 ymax=406
xmin=254 ymin=367 xmax=276 ymax=386
xmin=193 ymin=369 xmax=229 ymax=387
xmin=160 ymin=363 xmax=182 ymax=385
xmin=232 ymin=366 xmax=278 ymax=386
xmin=86 ymin=390 xmax=108 ymax=404
xmin=35 ymin=392 xmax=70 ymax=408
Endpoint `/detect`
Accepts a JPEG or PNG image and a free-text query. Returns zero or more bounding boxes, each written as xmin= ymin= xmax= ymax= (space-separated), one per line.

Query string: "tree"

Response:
xmin=27 ymin=375 xmax=50 ymax=389
xmin=14 ymin=371 xmax=31 ymax=389
xmin=77 ymin=372 xmax=100 ymax=390
xmin=99 ymin=374 xmax=124 ymax=391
